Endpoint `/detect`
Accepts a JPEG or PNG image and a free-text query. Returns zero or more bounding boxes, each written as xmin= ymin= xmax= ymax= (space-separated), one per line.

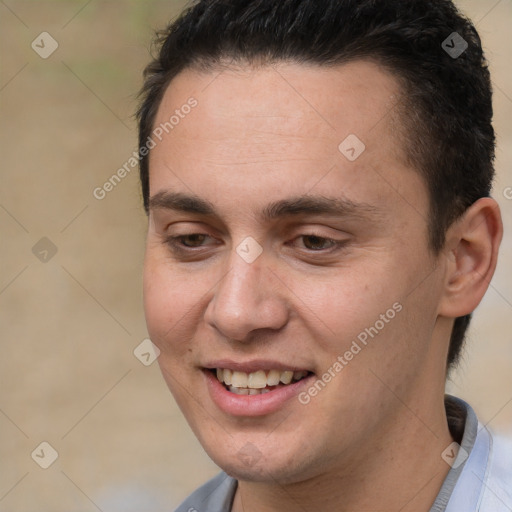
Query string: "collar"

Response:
xmin=440 ymin=395 xmax=512 ymax=512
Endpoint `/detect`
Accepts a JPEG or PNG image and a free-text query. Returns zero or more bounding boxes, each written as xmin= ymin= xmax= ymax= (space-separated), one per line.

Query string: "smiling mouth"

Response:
xmin=209 ymin=368 xmax=313 ymax=395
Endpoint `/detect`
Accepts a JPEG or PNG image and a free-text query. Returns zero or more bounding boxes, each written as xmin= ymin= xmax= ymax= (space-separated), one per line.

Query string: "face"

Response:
xmin=143 ymin=60 xmax=449 ymax=483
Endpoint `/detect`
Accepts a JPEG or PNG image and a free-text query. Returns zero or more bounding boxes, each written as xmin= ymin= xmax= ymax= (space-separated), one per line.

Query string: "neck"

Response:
xmin=232 ymin=391 xmax=454 ymax=512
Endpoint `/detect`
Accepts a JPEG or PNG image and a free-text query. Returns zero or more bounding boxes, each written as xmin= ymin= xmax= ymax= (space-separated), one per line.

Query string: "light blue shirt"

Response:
xmin=175 ymin=395 xmax=512 ymax=511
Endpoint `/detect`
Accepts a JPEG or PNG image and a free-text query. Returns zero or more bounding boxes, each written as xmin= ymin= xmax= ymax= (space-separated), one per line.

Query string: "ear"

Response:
xmin=438 ymin=197 xmax=503 ymax=318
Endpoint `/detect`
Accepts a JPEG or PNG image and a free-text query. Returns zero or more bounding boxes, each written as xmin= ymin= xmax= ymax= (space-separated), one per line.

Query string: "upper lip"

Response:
xmin=203 ymin=359 xmax=313 ymax=374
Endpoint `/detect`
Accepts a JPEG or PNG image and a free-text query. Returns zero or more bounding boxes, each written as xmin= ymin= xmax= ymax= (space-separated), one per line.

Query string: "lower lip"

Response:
xmin=203 ymin=370 xmax=314 ymax=417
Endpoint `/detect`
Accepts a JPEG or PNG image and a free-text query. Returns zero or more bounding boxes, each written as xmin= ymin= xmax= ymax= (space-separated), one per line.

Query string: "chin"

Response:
xmin=199 ymin=429 xmax=323 ymax=484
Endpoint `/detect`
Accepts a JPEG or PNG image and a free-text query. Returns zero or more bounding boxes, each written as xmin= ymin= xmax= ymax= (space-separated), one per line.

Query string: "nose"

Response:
xmin=203 ymin=247 xmax=289 ymax=342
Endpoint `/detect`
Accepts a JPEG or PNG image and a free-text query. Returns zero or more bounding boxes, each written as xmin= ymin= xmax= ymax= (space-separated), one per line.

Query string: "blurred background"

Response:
xmin=0 ymin=0 xmax=511 ymax=510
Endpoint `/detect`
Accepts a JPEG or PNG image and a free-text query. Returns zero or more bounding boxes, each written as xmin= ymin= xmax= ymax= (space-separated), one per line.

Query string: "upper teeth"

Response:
xmin=216 ymin=369 xmax=308 ymax=389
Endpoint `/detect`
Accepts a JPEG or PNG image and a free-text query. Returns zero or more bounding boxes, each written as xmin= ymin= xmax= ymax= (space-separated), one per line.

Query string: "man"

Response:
xmin=136 ymin=0 xmax=512 ymax=510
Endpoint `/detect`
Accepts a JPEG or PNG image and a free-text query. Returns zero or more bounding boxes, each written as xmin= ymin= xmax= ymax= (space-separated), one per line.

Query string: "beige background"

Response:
xmin=0 ymin=0 xmax=511 ymax=510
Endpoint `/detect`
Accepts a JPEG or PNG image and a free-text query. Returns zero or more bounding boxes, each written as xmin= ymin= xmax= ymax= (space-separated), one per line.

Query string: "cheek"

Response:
xmin=143 ymin=260 xmax=200 ymax=401
xmin=142 ymin=254 xmax=201 ymax=352
xmin=286 ymin=263 xmax=400 ymax=351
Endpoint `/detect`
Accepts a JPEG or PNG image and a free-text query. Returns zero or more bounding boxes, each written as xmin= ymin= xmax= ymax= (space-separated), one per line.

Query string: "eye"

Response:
xmin=164 ymin=233 xmax=211 ymax=251
xmin=295 ymin=234 xmax=341 ymax=252
xmin=163 ymin=232 xmax=345 ymax=256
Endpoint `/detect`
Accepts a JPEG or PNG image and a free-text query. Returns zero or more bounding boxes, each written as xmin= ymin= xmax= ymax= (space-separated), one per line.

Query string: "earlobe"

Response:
xmin=438 ymin=197 xmax=503 ymax=318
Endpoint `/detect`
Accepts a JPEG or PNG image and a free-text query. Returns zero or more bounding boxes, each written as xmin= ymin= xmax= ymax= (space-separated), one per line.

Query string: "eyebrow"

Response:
xmin=148 ymin=190 xmax=382 ymax=222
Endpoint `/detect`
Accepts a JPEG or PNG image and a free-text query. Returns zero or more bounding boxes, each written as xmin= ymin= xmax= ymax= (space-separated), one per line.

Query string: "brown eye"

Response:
xmin=164 ymin=233 xmax=211 ymax=253
xmin=300 ymin=235 xmax=338 ymax=251
xmin=178 ymin=234 xmax=208 ymax=247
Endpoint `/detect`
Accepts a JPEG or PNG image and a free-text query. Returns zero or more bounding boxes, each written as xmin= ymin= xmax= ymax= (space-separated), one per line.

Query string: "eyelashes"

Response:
xmin=163 ymin=233 xmax=346 ymax=256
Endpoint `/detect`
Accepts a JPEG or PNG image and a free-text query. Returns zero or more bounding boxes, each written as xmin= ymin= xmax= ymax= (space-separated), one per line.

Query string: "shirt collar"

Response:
xmin=430 ymin=394 xmax=489 ymax=512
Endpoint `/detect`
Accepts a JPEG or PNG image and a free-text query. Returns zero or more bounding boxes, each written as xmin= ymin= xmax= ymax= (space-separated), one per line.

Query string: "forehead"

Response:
xmin=153 ymin=59 xmax=403 ymax=156
xmin=148 ymin=60 xmax=426 ymax=222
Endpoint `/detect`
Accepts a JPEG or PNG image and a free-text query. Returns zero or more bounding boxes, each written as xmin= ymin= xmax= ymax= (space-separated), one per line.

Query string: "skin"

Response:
xmin=143 ymin=60 xmax=503 ymax=511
